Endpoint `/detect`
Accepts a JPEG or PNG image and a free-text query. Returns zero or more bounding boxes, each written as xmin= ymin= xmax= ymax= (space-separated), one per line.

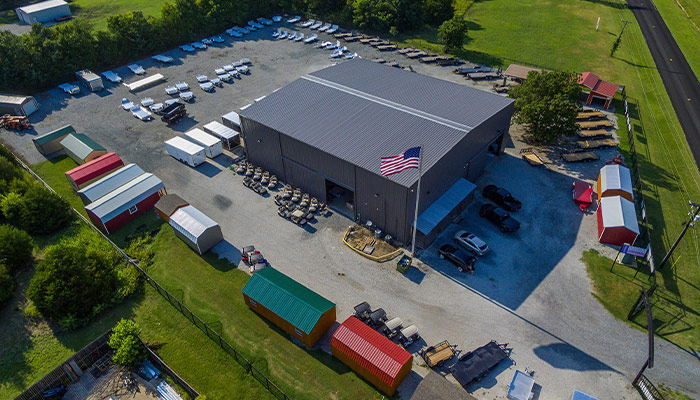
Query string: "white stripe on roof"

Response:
xmin=301 ymin=75 xmax=474 ymax=134
xmin=85 ymin=173 xmax=163 ymax=220
xmin=78 ymin=164 xmax=145 ymax=203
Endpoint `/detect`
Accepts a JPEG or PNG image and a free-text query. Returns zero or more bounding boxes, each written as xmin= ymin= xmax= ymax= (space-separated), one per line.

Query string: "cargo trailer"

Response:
xmin=184 ymin=128 xmax=222 ymax=158
xmin=203 ymin=120 xmax=239 ymax=149
xmin=165 ymin=137 xmax=206 ymax=167
xmin=75 ymin=69 xmax=103 ymax=92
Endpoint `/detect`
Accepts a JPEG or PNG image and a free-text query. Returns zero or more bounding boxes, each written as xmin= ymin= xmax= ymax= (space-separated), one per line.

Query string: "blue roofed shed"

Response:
xmin=414 ymin=178 xmax=476 ymax=248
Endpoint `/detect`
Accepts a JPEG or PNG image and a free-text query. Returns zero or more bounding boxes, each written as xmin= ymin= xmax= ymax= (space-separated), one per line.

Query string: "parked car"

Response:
xmin=438 ymin=244 xmax=477 ymax=273
xmin=483 ymin=185 xmax=522 ymax=212
xmin=479 ymin=204 xmax=520 ymax=233
xmin=453 ymin=230 xmax=489 ymax=256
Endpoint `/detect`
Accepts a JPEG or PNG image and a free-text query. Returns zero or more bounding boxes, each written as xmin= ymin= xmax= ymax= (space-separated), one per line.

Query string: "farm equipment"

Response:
xmin=0 ymin=114 xmax=32 ymax=130
xmin=421 ymin=340 xmax=456 ymax=368
xmin=160 ymin=102 xmax=186 ymax=124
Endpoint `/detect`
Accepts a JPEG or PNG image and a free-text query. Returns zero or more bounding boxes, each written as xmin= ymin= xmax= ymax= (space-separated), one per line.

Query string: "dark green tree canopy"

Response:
xmin=509 ymin=70 xmax=583 ymax=144
xmin=0 ymin=225 xmax=33 ymax=273
xmin=438 ymin=15 xmax=468 ymax=52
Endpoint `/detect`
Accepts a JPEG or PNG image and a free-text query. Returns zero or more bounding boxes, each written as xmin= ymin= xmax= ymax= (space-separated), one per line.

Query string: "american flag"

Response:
xmin=380 ymin=147 xmax=421 ymax=176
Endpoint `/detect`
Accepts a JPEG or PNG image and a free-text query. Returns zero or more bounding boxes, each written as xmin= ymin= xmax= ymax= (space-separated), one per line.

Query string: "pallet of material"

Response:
xmin=398 ymin=47 xmax=415 ymax=54
xmin=576 ymin=129 xmax=612 ymax=139
xmin=561 ymin=151 xmax=600 ymax=163
xmin=377 ymin=44 xmax=397 ymax=51
xmin=577 ymin=110 xmax=605 ymax=121
xmin=520 ymin=148 xmax=545 ymax=166
xmin=407 ymin=51 xmax=428 ymax=58
xmin=577 ymin=119 xmax=613 ymax=129
xmin=421 ymin=341 xmax=455 ymax=368
xmin=576 ymin=138 xmax=617 ymax=149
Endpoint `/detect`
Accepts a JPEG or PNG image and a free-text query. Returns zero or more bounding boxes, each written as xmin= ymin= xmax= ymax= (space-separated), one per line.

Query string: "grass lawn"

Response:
xmin=397 ymin=0 xmax=700 ymax=351
xmin=0 ymin=224 xmax=273 ymax=400
xmin=30 ymin=155 xmax=86 ymax=218
xmin=653 ymin=0 xmax=700 ymax=81
xmin=68 ymin=0 xmax=168 ymax=30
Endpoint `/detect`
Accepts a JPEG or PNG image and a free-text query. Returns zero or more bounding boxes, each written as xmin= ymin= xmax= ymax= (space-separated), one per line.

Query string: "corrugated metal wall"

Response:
xmin=355 ymin=167 xmax=408 ymax=242
xmin=282 ymin=159 xmax=327 ymax=200
xmin=240 ymin=117 xmax=285 ymax=178
xmin=280 ymin=135 xmax=355 ymax=189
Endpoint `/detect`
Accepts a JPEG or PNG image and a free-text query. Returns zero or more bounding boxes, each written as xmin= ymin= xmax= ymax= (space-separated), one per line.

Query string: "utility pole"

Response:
xmin=657 ymin=201 xmax=700 ymax=270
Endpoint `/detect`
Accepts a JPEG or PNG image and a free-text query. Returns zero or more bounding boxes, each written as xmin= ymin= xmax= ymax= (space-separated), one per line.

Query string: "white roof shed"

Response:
xmin=598 ymin=164 xmax=633 ymax=201
xmin=169 ymin=205 xmax=223 ymax=254
xmin=16 ymin=0 xmax=71 ymax=24
xmin=77 ymin=163 xmax=145 ymax=205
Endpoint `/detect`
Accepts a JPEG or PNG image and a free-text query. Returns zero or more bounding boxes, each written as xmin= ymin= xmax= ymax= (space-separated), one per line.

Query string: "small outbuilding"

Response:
xmin=169 ymin=205 xmax=223 ymax=254
xmin=85 ymin=172 xmax=165 ymax=234
xmin=503 ymin=64 xmax=542 ymax=82
xmin=411 ymin=371 xmax=476 ymax=400
xmin=578 ymin=72 xmax=619 ymax=109
xmin=32 ymin=124 xmax=75 ymax=156
xmin=64 ymin=152 xmax=123 ymax=191
xmin=60 ymin=133 xmax=107 ymax=165
xmin=597 ymin=164 xmax=633 ymax=202
xmin=77 ymin=163 xmax=144 ymax=205
xmin=155 ymin=194 xmax=189 ymax=222
xmin=15 ymin=0 xmax=71 ymax=24
xmin=597 ymin=195 xmax=640 ymax=246
xmin=242 ymin=267 xmax=336 ymax=348
xmin=331 ymin=316 xmax=412 ymax=396
xmin=0 ymin=94 xmax=39 ymax=116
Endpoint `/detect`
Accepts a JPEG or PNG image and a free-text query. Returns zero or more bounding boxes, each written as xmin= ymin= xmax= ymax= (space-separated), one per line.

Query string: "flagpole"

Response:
xmin=411 ymin=147 xmax=423 ymax=257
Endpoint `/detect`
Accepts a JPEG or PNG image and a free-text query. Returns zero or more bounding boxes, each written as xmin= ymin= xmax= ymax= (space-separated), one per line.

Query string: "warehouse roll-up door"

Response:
xmin=282 ymin=158 xmax=327 ymax=200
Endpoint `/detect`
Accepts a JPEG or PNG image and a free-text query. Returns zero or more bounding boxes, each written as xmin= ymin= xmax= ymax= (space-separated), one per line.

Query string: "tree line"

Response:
xmin=0 ymin=0 xmax=454 ymax=93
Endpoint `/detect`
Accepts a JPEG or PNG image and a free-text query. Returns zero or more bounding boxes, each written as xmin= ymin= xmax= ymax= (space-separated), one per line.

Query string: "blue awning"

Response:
xmin=414 ymin=178 xmax=476 ymax=235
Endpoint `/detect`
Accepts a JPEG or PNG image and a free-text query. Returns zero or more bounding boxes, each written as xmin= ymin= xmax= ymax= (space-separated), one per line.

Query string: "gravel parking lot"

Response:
xmin=3 ymin=20 xmax=699 ymax=400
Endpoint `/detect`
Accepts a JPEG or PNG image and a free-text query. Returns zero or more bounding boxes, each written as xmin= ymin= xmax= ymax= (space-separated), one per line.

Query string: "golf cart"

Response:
xmin=242 ymin=245 xmax=267 ymax=273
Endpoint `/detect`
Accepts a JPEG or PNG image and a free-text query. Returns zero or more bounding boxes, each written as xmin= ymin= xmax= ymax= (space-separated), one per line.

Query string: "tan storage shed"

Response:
xmin=32 ymin=125 xmax=75 ymax=156
xmin=155 ymin=194 xmax=189 ymax=222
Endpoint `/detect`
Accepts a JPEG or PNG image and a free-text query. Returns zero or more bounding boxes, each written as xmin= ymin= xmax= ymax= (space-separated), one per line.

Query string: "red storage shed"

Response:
xmin=331 ymin=316 xmax=413 ymax=396
xmin=64 ymin=152 xmax=123 ymax=191
xmin=578 ymin=72 xmax=619 ymax=110
xmin=597 ymin=195 xmax=640 ymax=246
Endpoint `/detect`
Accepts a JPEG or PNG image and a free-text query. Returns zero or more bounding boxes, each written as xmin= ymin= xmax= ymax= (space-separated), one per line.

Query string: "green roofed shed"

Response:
xmin=60 ymin=133 xmax=107 ymax=164
xmin=242 ymin=267 xmax=336 ymax=347
xmin=32 ymin=125 xmax=76 ymax=155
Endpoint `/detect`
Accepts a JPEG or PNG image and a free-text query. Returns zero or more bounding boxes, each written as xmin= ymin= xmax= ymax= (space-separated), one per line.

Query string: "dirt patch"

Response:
xmin=345 ymin=225 xmax=399 ymax=259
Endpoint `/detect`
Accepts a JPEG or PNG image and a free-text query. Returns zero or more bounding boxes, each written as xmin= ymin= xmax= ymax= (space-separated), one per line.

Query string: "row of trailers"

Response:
xmin=165 ymin=119 xmax=240 ymax=167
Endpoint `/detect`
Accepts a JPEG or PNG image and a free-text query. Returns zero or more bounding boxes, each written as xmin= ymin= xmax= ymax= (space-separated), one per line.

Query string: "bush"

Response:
xmin=19 ymin=185 xmax=72 ymax=235
xmin=27 ymin=229 xmax=124 ymax=328
xmin=109 ymin=319 xmax=145 ymax=368
xmin=0 ymin=191 xmax=24 ymax=224
xmin=0 ymin=224 xmax=33 ymax=273
xmin=0 ymin=156 xmax=22 ymax=195
xmin=0 ymin=265 xmax=15 ymax=306
xmin=438 ymin=15 xmax=469 ymax=52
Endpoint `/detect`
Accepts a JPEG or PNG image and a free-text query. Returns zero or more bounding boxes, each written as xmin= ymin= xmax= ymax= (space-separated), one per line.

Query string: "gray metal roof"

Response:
xmin=240 ymin=59 xmax=513 ymax=187
xmin=415 ymin=178 xmax=476 ymax=234
xmin=169 ymin=205 xmax=219 ymax=241
xmin=85 ymin=173 xmax=164 ymax=221
xmin=0 ymin=94 xmax=33 ymax=105
xmin=17 ymin=0 xmax=67 ymax=14
xmin=78 ymin=164 xmax=145 ymax=204
xmin=60 ymin=133 xmax=105 ymax=160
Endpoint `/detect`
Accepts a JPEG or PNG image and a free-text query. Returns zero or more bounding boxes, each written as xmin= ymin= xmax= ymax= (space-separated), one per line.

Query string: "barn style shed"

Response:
xmin=155 ymin=194 xmax=189 ymax=222
xmin=597 ymin=164 xmax=633 ymax=202
xmin=597 ymin=195 xmax=640 ymax=246
xmin=331 ymin=316 xmax=413 ymax=396
xmin=77 ymin=163 xmax=145 ymax=205
xmin=64 ymin=152 xmax=123 ymax=191
xmin=60 ymin=133 xmax=107 ymax=164
xmin=168 ymin=205 xmax=223 ymax=254
xmin=32 ymin=125 xmax=75 ymax=156
xmin=85 ymin=173 xmax=165 ymax=234
xmin=242 ymin=267 xmax=336 ymax=348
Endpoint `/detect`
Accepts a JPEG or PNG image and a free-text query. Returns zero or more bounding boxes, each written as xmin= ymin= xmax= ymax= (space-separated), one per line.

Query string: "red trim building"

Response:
xmin=578 ymin=72 xmax=619 ymax=109
xmin=331 ymin=316 xmax=412 ymax=396
xmin=64 ymin=152 xmax=123 ymax=190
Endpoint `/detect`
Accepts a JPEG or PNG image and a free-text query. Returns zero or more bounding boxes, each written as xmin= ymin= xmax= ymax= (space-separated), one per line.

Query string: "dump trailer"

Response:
xmin=165 ymin=137 xmax=206 ymax=167
xmin=75 ymin=69 xmax=103 ymax=92
xmin=160 ymin=102 xmax=186 ymax=124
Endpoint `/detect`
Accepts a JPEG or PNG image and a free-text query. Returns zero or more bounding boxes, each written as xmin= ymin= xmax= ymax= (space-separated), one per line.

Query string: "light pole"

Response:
xmin=657 ymin=201 xmax=700 ymax=270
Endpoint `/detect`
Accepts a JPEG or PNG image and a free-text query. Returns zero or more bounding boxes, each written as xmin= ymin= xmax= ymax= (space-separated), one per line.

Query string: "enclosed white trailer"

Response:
xmin=203 ymin=121 xmax=239 ymax=149
xmin=221 ymin=111 xmax=241 ymax=132
xmin=165 ymin=137 xmax=206 ymax=167
xmin=184 ymin=128 xmax=223 ymax=158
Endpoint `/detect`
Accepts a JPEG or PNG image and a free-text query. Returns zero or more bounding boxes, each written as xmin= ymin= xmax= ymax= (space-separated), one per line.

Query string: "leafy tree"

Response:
xmin=27 ymin=230 xmax=122 ymax=328
xmin=0 ymin=157 xmax=23 ymax=195
xmin=0 ymin=192 xmax=24 ymax=224
xmin=0 ymin=265 xmax=15 ymax=306
xmin=0 ymin=225 xmax=33 ymax=273
xmin=19 ymin=186 xmax=72 ymax=235
xmin=351 ymin=0 xmax=396 ymax=31
xmin=437 ymin=15 xmax=468 ymax=52
xmin=109 ymin=319 xmax=145 ymax=368
xmin=107 ymin=12 xmax=159 ymax=63
xmin=509 ymin=70 xmax=582 ymax=144
xmin=392 ymin=0 xmax=424 ymax=32
xmin=424 ymin=0 xmax=454 ymax=25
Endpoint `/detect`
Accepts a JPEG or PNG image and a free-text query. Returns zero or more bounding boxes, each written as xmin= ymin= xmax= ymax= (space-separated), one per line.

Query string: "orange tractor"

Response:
xmin=0 ymin=114 xmax=32 ymax=130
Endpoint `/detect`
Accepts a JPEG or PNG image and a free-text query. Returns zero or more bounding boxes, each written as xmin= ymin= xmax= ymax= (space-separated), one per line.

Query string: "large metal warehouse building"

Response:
xmin=239 ymin=59 xmax=514 ymax=246
xmin=15 ymin=0 xmax=71 ymax=24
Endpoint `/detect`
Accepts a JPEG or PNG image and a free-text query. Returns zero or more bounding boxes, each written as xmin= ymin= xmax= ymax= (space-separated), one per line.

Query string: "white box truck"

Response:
xmin=165 ymin=137 xmax=206 ymax=167
xmin=184 ymin=128 xmax=223 ymax=158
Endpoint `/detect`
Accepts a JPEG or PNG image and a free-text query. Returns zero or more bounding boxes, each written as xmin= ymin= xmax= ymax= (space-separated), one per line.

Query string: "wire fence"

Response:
xmin=11 ymin=153 xmax=292 ymax=400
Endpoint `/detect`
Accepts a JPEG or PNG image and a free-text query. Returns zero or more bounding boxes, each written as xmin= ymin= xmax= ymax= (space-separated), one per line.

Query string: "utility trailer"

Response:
xmin=561 ymin=150 xmax=600 ymax=163
xmin=450 ymin=341 xmax=509 ymax=389
xmin=160 ymin=102 xmax=186 ymax=124
xmin=76 ymin=69 xmax=104 ymax=92
xmin=421 ymin=341 xmax=456 ymax=368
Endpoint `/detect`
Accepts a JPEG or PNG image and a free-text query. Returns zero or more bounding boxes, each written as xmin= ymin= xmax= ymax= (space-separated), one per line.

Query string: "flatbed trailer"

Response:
xmin=344 ymin=36 xmax=361 ymax=42
xmin=334 ymin=32 xmax=352 ymax=38
xmin=407 ymin=51 xmax=428 ymax=58
xmin=450 ymin=341 xmax=509 ymax=389
xmin=576 ymin=129 xmax=612 ymax=139
xmin=577 ymin=119 xmax=613 ymax=129
xmin=520 ymin=148 xmax=545 ymax=166
xmin=561 ymin=151 xmax=600 ymax=163
xmin=377 ymin=44 xmax=397 ymax=51
xmin=421 ymin=341 xmax=455 ymax=368
xmin=398 ymin=47 xmax=415 ymax=54
xmin=576 ymin=138 xmax=617 ymax=149
xmin=577 ymin=110 xmax=605 ymax=120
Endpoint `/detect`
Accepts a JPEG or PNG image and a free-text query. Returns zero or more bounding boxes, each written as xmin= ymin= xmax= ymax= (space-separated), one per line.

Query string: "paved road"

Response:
xmin=626 ymin=0 xmax=700 ymax=170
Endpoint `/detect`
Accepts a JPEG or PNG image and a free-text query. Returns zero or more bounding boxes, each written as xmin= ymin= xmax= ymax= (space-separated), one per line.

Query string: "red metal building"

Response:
xmin=578 ymin=72 xmax=619 ymax=109
xmin=64 ymin=152 xmax=123 ymax=191
xmin=331 ymin=316 xmax=413 ymax=396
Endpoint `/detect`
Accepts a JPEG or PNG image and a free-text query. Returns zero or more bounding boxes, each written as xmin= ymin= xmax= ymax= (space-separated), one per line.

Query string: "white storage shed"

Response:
xmin=169 ymin=205 xmax=223 ymax=254
xmin=184 ymin=128 xmax=223 ymax=158
xmin=16 ymin=0 xmax=71 ymax=24
xmin=165 ymin=137 xmax=206 ymax=167
xmin=203 ymin=121 xmax=239 ymax=149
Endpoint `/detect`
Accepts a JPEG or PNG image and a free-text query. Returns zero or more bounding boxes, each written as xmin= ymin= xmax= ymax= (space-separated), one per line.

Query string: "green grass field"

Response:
xmin=653 ymin=0 xmax=700 ymax=82
xmin=68 ymin=0 xmax=168 ymax=30
xmin=398 ymin=0 xmax=700 ymax=351
xmin=31 ymin=156 xmax=87 ymax=218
